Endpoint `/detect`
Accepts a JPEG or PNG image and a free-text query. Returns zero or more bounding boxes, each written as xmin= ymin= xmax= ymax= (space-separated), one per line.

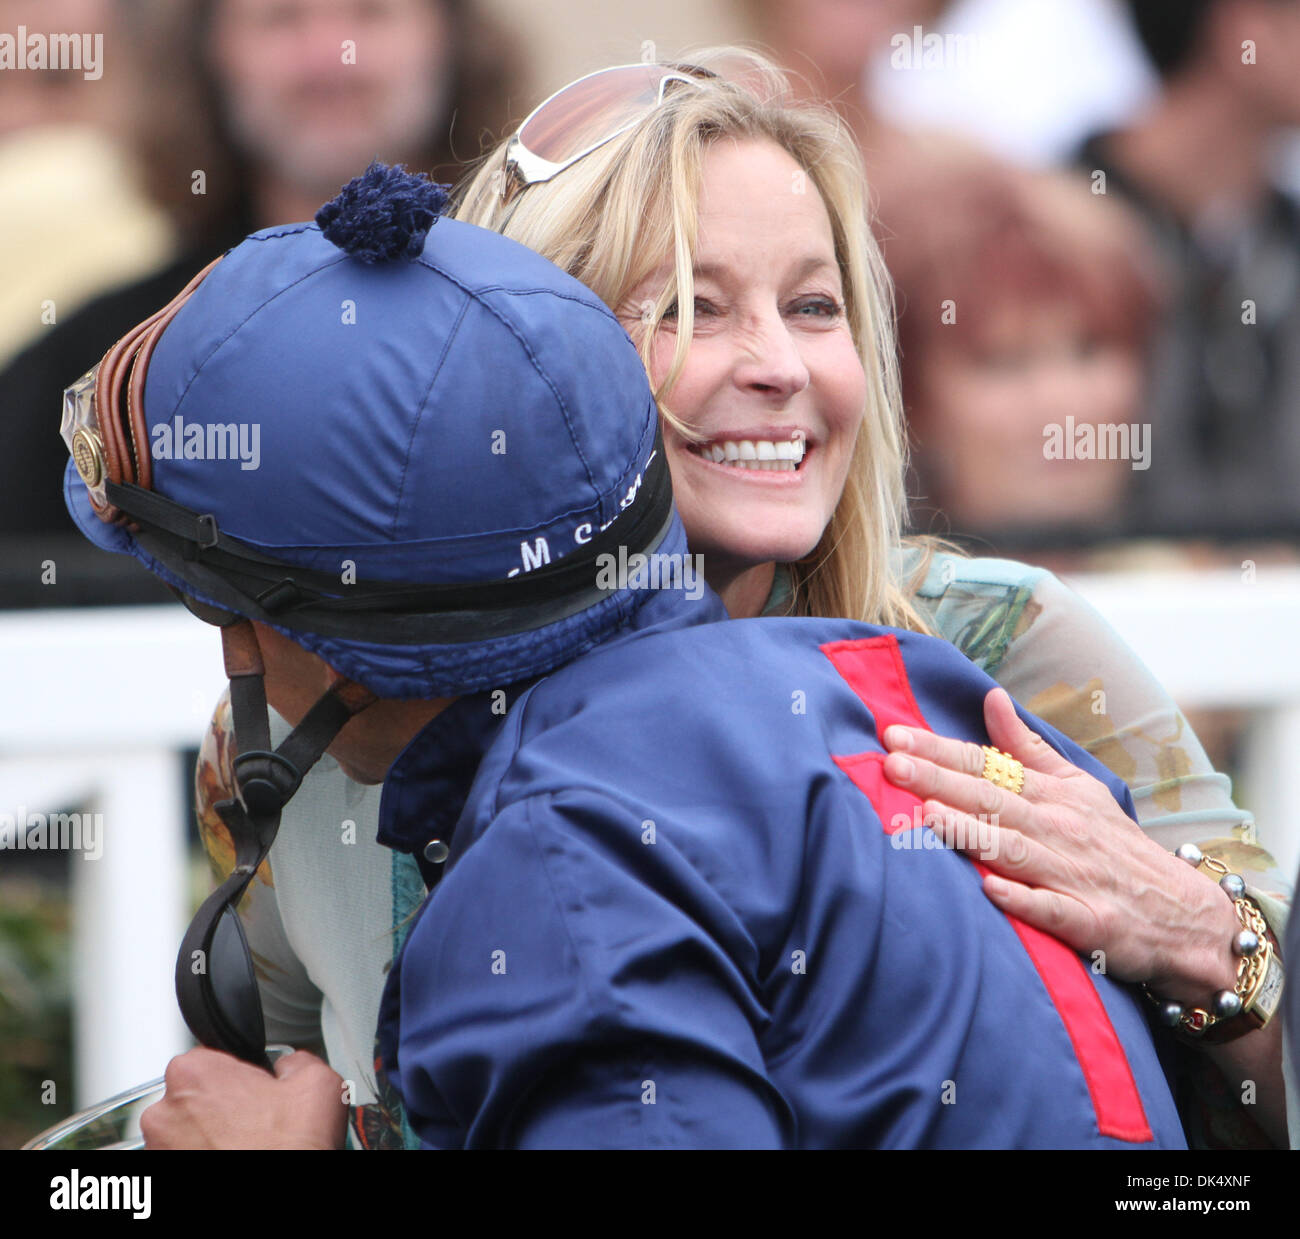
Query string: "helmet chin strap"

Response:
xmin=214 ymin=620 xmax=378 ymax=870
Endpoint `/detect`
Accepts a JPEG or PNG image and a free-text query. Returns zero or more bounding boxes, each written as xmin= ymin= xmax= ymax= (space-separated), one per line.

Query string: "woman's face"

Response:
xmin=619 ymin=138 xmax=867 ymax=590
xmin=914 ymin=304 xmax=1141 ymax=529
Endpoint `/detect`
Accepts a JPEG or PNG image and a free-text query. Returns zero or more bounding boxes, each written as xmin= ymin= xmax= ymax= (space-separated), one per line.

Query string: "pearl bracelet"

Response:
xmin=1142 ymin=843 xmax=1284 ymax=1044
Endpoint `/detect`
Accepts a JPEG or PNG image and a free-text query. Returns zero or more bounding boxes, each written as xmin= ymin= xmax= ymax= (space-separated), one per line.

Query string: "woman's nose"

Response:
xmin=732 ymin=313 xmax=812 ymax=401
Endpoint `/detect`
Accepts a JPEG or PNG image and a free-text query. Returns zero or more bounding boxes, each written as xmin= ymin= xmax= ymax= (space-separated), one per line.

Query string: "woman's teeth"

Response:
xmin=693 ymin=438 xmax=806 ymax=471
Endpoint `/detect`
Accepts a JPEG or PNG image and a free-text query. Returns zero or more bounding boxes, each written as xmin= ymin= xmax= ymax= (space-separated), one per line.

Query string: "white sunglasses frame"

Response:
xmin=500 ymin=63 xmax=703 ymax=199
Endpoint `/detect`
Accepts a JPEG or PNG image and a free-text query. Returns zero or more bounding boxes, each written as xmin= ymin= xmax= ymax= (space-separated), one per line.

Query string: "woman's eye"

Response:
xmin=790 ymin=297 xmax=843 ymax=319
xmin=661 ymin=297 xmax=717 ymax=322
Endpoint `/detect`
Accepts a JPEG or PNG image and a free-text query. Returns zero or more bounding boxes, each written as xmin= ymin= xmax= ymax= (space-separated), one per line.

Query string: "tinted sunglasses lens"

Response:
xmin=208 ymin=903 xmax=267 ymax=1059
xmin=176 ymin=879 xmax=268 ymax=1067
xmin=518 ymin=64 xmax=679 ymax=166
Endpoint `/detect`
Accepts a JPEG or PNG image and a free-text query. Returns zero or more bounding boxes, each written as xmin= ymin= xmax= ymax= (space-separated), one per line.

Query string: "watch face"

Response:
xmin=1255 ymin=953 xmax=1285 ymax=1022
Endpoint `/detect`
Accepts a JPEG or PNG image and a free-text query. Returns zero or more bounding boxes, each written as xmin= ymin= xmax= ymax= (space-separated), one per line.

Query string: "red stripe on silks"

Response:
xmin=832 ymin=752 xmax=919 ymax=835
xmin=822 ymin=636 xmax=929 ymax=736
xmin=821 ymin=634 xmax=1153 ymax=1143
xmin=971 ymin=859 xmax=1153 ymax=1143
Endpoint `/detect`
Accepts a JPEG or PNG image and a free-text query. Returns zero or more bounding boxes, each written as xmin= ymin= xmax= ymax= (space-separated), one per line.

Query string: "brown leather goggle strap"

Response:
xmin=221 ymin=619 xmax=272 ymax=758
xmin=95 ymin=257 xmax=225 ymax=517
xmin=96 ymin=310 xmax=164 ymax=501
xmin=221 ymin=617 xmax=265 ymax=679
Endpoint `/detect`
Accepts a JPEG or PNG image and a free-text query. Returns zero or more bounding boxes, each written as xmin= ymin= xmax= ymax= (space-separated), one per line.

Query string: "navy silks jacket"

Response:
xmin=375 ymin=587 xmax=1186 ymax=1149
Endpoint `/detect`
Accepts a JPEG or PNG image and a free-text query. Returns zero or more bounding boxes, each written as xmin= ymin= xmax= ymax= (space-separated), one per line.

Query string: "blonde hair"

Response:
xmin=454 ymin=48 xmax=943 ymax=632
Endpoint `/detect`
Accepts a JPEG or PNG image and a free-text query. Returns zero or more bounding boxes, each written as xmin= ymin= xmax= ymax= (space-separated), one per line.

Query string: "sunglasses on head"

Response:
xmin=499 ymin=62 xmax=713 ymax=205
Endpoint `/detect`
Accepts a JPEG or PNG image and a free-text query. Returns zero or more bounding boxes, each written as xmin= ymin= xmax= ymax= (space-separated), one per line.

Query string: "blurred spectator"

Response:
xmin=0 ymin=0 xmax=171 ymax=367
xmin=743 ymin=0 xmax=943 ymax=117
xmin=0 ymin=0 xmax=126 ymax=137
xmin=1078 ymin=0 xmax=1300 ymax=537
xmin=0 ymin=0 xmax=523 ymax=545
xmin=0 ymin=129 xmax=173 ymax=370
xmin=866 ymin=0 xmax=1156 ymax=167
xmin=741 ymin=0 xmax=1011 ymax=262
xmin=883 ymin=162 xmax=1166 ymax=554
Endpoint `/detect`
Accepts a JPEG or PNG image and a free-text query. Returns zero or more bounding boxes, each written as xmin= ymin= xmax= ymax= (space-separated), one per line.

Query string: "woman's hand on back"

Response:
xmin=881 ymin=686 xmax=1242 ymax=1006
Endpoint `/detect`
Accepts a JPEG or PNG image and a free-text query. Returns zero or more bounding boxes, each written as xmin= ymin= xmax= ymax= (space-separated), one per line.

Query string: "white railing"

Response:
xmin=2 ymin=572 xmax=1299 ymax=1106
xmin=1069 ymin=565 xmax=1300 ymax=884
xmin=0 ymin=607 xmax=226 ymax=1106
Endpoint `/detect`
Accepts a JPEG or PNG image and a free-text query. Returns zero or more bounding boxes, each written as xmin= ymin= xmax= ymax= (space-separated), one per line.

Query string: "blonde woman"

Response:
xmin=189 ymin=52 xmax=1289 ymax=1148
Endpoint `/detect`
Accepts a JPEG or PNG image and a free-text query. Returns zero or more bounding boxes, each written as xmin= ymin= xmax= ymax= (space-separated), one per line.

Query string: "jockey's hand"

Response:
xmin=140 ymin=1047 xmax=347 ymax=1149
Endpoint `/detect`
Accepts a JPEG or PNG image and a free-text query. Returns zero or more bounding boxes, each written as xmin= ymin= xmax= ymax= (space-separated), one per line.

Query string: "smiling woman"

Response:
xmin=453 ymin=48 xmax=1291 ymax=1145
xmin=190 ymin=48 xmax=1291 ymax=1149
xmin=624 ymin=137 xmax=869 ymax=615
xmin=457 ymin=54 xmax=925 ymax=636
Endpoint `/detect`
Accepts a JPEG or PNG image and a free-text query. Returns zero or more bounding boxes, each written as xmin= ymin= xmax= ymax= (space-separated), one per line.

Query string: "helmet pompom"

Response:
xmin=315 ymin=161 xmax=451 ymax=263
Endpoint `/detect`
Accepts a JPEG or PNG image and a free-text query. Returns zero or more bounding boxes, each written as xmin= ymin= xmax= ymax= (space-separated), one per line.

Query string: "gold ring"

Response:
xmin=981 ymin=746 xmax=1024 ymax=795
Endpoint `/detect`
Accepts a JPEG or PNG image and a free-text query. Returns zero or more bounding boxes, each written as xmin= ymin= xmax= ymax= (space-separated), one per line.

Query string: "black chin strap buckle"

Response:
xmin=232 ymin=749 xmax=304 ymax=818
xmin=256 ymin=579 xmax=307 ymax=614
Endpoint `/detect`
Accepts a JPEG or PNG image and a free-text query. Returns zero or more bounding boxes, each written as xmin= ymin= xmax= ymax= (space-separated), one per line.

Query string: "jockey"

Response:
xmin=62 ymin=164 xmax=1186 ymax=1149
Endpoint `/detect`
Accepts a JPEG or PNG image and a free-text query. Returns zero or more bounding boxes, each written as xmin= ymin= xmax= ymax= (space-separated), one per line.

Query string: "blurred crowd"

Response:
xmin=3 ymin=0 xmax=1300 ymax=585
xmin=2 ymin=0 xmax=1298 ymax=1151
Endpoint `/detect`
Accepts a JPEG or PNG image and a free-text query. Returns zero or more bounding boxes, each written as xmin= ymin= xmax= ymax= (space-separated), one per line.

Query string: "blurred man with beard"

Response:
xmin=1 ymin=0 xmax=523 ymax=545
